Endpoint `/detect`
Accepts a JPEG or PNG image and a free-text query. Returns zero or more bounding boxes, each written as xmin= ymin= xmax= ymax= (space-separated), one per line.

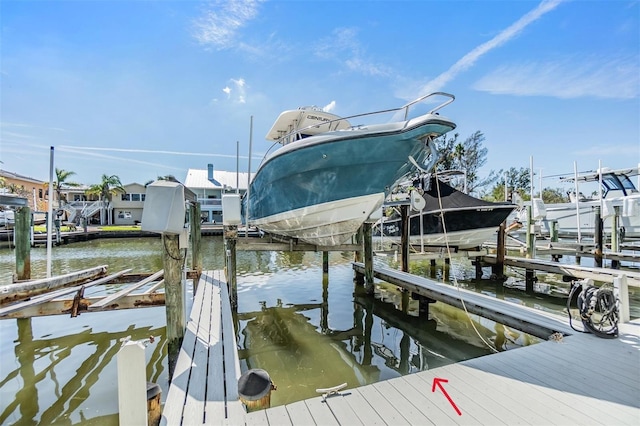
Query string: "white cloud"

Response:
xmin=223 ymin=86 xmax=231 ymax=97
xmin=420 ymin=0 xmax=564 ymax=94
xmin=473 ymin=55 xmax=639 ymax=99
xmin=314 ymin=27 xmax=392 ymax=77
xmin=192 ymin=0 xmax=263 ymax=49
xmin=323 ymin=101 xmax=336 ymax=112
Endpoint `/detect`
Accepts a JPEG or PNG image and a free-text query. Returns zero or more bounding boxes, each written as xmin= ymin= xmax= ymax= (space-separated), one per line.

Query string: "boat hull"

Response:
xmin=377 ymin=206 xmax=515 ymax=249
xmin=246 ymin=115 xmax=455 ymax=245
xmin=251 ymin=193 xmax=385 ymax=246
xmin=539 ymin=196 xmax=640 ymax=239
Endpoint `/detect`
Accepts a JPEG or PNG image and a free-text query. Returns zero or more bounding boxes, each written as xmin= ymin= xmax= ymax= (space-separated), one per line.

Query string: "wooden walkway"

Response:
xmin=161 ymin=270 xmax=244 ymax=425
xmin=164 ymin=269 xmax=640 ymax=425
xmin=482 ymin=254 xmax=640 ymax=287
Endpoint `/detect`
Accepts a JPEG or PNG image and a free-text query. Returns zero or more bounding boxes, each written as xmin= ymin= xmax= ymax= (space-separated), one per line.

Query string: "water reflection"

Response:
xmin=0 ymin=236 xmax=581 ymax=423
xmin=0 ymin=310 xmax=166 ymax=425
xmin=236 ymin=263 xmax=540 ymax=407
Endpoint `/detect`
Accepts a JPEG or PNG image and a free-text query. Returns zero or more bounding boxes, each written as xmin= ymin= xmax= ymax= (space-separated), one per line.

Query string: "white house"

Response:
xmin=184 ymin=164 xmax=254 ymax=223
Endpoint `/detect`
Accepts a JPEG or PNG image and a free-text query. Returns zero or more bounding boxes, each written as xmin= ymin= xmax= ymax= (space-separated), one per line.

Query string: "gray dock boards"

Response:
xmin=353 ymin=262 xmax=575 ymax=338
xmin=161 ymin=270 xmax=243 ymax=425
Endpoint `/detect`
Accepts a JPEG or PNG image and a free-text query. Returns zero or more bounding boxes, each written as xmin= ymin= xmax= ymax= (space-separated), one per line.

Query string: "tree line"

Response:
xmin=432 ymin=131 xmax=568 ymax=203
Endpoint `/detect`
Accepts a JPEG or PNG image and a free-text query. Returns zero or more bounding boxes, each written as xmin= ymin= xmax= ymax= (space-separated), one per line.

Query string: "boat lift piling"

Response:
xmin=611 ymin=206 xmax=621 ymax=269
xmin=595 ymin=206 xmax=604 ymax=267
xmin=15 ymin=205 xmax=32 ymax=280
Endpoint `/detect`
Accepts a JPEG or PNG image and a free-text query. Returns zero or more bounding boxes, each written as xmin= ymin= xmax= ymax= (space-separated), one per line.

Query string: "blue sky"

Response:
xmin=1 ymin=0 xmax=638 ymax=194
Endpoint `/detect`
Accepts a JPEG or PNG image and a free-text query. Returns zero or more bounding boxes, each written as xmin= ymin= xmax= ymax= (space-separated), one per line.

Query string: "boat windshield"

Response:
xmin=602 ymin=173 xmax=638 ymax=197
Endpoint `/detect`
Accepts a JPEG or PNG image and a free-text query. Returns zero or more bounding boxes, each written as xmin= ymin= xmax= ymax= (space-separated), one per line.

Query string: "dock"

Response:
xmin=481 ymin=254 xmax=640 ymax=287
xmin=163 ymin=267 xmax=640 ymax=425
xmin=161 ymin=270 xmax=244 ymax=425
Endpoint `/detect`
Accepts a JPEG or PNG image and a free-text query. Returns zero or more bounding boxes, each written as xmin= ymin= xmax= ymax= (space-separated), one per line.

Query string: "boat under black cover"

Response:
xmin=376 ymin=177 xmax=516 ymax=249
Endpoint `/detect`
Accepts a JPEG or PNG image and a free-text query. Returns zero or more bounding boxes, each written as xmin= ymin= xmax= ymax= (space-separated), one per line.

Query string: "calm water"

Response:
xmin=1 ymin=236 xmax=634 ymax=424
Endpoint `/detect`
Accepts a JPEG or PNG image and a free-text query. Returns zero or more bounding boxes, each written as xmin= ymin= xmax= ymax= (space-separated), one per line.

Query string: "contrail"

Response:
xmin=421 ymin=0 xmax=563 ymax=93
xmin=58 ymin=145 xmax=250 ymax=159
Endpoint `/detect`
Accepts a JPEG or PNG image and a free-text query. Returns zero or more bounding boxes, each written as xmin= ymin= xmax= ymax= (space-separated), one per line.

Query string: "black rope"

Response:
xmin=567 ymin=280 xmax=618 ymax=338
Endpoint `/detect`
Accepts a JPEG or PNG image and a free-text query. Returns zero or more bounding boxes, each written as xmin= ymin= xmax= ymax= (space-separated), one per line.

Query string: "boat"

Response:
xmin=375 ymin=175 xmax=516 ymax=249
xmin=537 ymin=166 xmax=640 ymax=240
xmin=243 ymin=92 xmax=457 ymax=246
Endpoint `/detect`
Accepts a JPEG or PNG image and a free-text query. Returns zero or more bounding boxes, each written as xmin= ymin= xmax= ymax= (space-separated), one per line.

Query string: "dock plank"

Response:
xmin=161 ymin=271 xmax=245 ymax=425
xmin=303 ymin=397 xmax=339 ymax=425
xmin=339 ymin=388 xmax=386 ymax=425
xmin=182 ymin=281 xmax=213 ymax=426
xmin=161 ymin=276 xmax=206 ymax=425
xmin=353 ymin=385 xmax=411 ymax=426
xmin=244 ymin=408 xmax=269 ymax=425
xmin=264 ymin=405 xmax=293 ymax=425
xmin=323 ymin=393 xmax=363 ymax=425
xmin=371 ymin=379 xmax=435 ymax=425
xmin=89 ymin=269 xmax=164 ymax=309
xmin=281 ymin=400 xmax=315 ymax=426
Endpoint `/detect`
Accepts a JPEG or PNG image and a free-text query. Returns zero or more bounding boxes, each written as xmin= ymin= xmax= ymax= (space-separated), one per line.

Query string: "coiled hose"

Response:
xmin=567 ymin=279 xmax=619 ymax=339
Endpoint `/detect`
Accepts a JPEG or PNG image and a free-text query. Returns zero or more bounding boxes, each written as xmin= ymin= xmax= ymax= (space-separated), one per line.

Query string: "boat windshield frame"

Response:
xmin=274 ymin=92 xmax=455 ymax=144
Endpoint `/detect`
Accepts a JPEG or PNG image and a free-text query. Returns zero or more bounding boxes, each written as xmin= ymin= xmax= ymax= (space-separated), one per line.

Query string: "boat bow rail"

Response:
xmin=270 ymin=92 xmax=455 ymax=146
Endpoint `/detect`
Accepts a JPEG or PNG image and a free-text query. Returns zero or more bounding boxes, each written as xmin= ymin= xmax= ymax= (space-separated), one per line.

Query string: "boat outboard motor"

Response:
xmin=567 ymin=278 xmax=619 ymax=338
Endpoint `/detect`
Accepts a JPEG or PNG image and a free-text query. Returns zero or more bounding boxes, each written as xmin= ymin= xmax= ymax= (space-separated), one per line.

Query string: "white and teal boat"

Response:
xmin=244 ymin=92 xmax=457 ymax=246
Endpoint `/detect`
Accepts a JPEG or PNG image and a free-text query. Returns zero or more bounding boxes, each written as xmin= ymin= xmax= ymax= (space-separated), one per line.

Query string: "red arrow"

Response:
xmin=432 ymin=378 xmax=462 ymax=416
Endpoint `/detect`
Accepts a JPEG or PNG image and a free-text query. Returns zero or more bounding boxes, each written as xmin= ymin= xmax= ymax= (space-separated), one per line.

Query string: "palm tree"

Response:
xmin=86 ymin=174 xmax=125 ymax=225
xmin=145 ymin=175 xmax=178 ymax=187
xmin=43 ymin=168 xmax=81 ymax=207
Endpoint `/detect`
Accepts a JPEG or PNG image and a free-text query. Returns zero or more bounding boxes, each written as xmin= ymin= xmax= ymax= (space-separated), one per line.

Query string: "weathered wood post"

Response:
xmin=400 ymin=204 xmax=409 ymax=272
xmin=525 ymin=269 xmax=535 ymax=295
xmin=163 ymin=233 xmax=185 ymax=375
xmin=363 ymin=222 xmax=374 ymax=294
xmin=322 ymin=251 xmax=329 ymax=276
xmin=190 ymin=202 xmax=202 ymax=283
xmin=353 ymin=226 xmax=365 ymax=285
xmin=611 ymin=206 xmax=621 ymax=269
xmin=15 ymin=206 xmax=31 ymax=280
xmin=550 ymin=220 xmax=558 ymax=242
xmin=491 ymin=221 xmax=506 ymax=280
xmin=224 ymin=226 xmax=238 ymax=309
xmin=594 ymin=206 xmax=603 ymax=268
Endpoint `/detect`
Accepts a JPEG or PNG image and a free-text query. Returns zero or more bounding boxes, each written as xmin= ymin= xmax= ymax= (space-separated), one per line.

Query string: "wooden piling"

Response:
xmin=550 ymin=220 xmax=558 ymax=242
xmin=224 ymin=225 xmax=238 ymax=310
xmin=594 ymin=206 xmax=603 ymax=268
xmin=400 ymin=204 xmax=409 ymax=273
xmin=491 ymin=221 xmax=506 ymax=280
xmin=322 ymin=251 xmax=329 ymax=275
xmin=162 ymin=233 xmax=185 ymax=377
xmin=363 ymin=222 xmax=374 ymax=294
xmin=190 ymin=203 xmax=202 ymax=282
xmin=15 ymin=206 xmax=31 ymax=280
xmin=525 ymin=269 xmax=535 ymax=295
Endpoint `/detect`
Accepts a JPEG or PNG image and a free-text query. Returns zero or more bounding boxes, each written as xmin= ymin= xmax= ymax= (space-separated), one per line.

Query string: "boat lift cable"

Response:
xmin=567 ymin=279 xmax=619 ymax=339
xmin=432 ymin=173 xmax=499 ymax=354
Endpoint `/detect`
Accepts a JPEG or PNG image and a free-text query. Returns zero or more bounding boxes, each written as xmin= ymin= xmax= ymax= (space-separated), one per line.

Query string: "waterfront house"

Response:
xmin=184 ymin=164 xmax=254 ymax=223
xmin=0 ymin=170 xmax=49 ymax=213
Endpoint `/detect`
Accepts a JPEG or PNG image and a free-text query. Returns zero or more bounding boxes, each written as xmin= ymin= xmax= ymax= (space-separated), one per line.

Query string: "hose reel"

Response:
xmin=567 ymin=279 xmax=619 ymax=339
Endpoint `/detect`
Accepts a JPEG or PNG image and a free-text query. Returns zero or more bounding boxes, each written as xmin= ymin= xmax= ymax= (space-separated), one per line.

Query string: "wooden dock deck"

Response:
xmin=482 ymin=254 xmax=640 ymax=287
xmin=161 ymin=270 xmax=244 ymax=425
xmin=164 ymin=269 xmax=640 ymax=425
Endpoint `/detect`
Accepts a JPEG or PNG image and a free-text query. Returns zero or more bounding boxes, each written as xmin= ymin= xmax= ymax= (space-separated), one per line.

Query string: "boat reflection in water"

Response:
xmin=237 ymin=273 xmax=540 ymax=408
